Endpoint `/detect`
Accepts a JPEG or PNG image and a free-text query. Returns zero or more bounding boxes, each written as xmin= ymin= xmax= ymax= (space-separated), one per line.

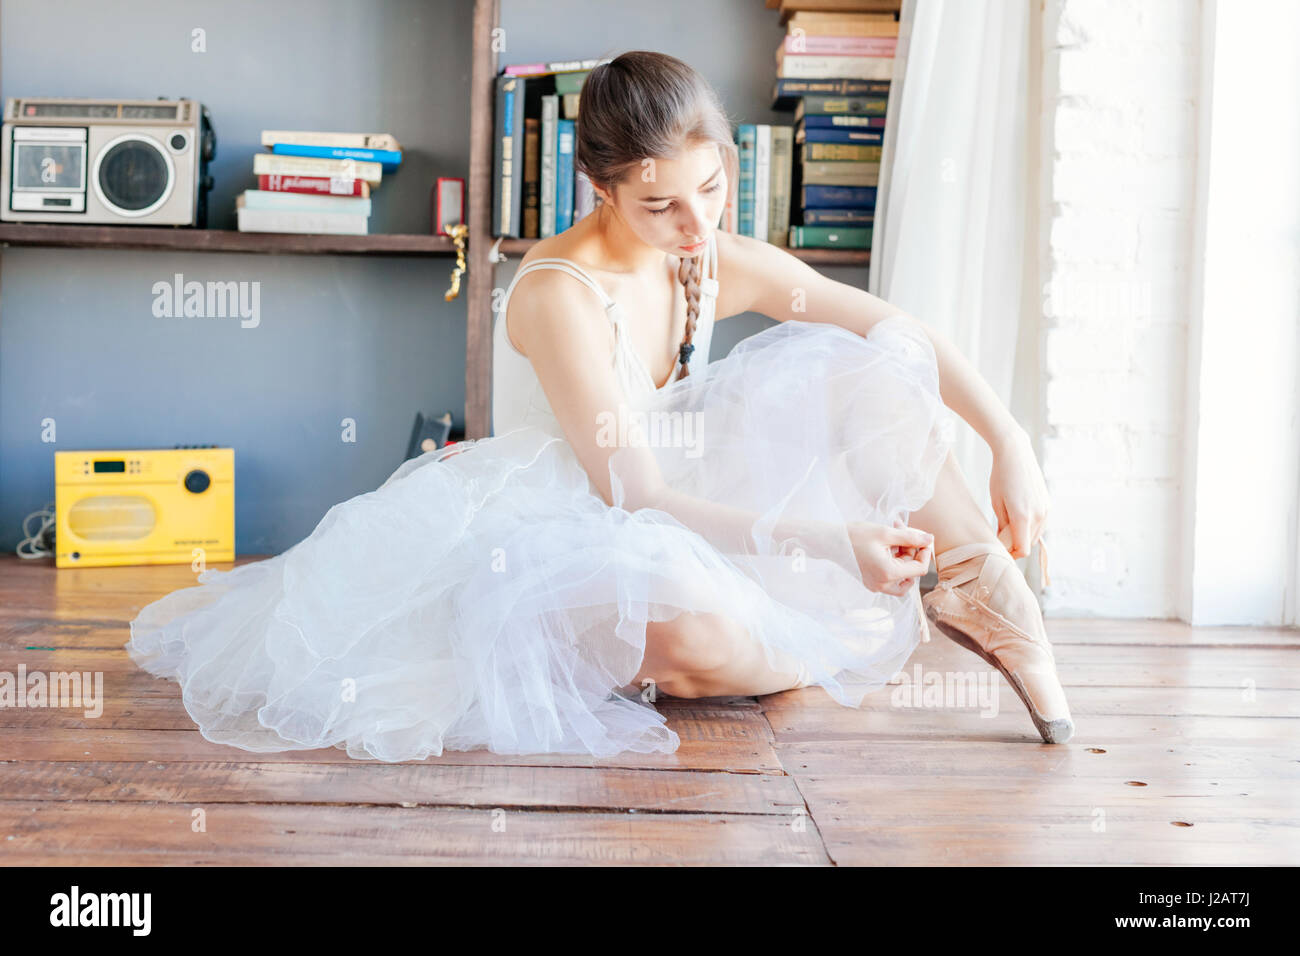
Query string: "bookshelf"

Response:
xmin=0 ymin=0 xmax=878 ymax=440
xmin=467 ymin=1 xmax=882 ymax=436
xmin=494 ymin=237 xmax=870 ymax=268
xmin=0 ymin=223 xmax=455 ymax=257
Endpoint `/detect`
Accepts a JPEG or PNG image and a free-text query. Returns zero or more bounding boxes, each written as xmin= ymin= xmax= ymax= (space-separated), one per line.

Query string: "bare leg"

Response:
xmin=633 ymin=611 xmax=806 ymax=698
xmin=634 ymin=452 xmax=1004 ymax=700
xmin=907 ymin=447 xmax=1056 ymax=652
xmin=907 ymin=449 xmax=1002 ymax=557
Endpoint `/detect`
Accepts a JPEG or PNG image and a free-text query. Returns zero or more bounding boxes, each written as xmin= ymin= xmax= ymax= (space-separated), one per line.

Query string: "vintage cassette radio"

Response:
xmin=54 ymin=447 xmax=234 ymax=569
xmin=1 ymin=96 xmax=215 ymax=226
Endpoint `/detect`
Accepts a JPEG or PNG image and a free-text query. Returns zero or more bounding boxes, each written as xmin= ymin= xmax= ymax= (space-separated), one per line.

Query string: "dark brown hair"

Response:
xmin=575 ymin=51 xmax=738 ymax=379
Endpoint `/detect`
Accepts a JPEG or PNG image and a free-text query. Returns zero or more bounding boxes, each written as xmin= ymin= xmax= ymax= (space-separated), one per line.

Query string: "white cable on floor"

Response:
xmin=16 ymin=502 xmax=55 ymax=559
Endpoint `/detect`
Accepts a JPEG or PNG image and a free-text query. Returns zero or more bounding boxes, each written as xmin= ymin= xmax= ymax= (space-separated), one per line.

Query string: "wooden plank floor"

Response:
xmin=1 ymin=553 xmax=1296 ymax=865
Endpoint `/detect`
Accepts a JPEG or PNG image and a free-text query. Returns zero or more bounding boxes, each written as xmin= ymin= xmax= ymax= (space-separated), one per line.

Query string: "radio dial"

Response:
xmin=183 ymin=469 xmax=211 ymax=494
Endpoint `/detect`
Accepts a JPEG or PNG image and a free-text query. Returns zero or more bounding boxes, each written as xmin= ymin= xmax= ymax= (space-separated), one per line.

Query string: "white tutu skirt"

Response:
xmin=126 ymin=316 xmax=957 ymax=761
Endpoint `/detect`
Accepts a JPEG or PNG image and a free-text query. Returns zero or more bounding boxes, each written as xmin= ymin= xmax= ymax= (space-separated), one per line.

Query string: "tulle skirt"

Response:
xmin=126 ymin=315 xmax=957 ymax=761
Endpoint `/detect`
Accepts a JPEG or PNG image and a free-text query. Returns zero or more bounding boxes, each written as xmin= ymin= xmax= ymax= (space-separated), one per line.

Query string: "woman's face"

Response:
xmin=602 ymin=142 xmax=728 ymax=256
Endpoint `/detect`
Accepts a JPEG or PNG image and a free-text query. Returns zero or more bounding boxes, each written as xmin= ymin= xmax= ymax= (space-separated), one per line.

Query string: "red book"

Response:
xmin=257 ymin=173 xmax=369 ymax=197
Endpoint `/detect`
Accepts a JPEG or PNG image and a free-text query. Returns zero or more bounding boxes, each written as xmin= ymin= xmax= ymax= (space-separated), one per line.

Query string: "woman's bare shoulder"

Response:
xmin=518 ymin=231 xmax=573 ymax=268
xmin=505 ymin=251 xmax=613 ymax=358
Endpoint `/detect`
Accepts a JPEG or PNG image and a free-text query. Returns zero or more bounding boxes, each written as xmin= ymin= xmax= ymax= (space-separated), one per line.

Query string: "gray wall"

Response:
xmin=0 ymin=0 xmax=869 ymax=556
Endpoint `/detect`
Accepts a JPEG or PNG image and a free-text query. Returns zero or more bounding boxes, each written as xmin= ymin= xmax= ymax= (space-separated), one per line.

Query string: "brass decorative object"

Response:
xmin=443 ymin=223 xmax=469 ymax=301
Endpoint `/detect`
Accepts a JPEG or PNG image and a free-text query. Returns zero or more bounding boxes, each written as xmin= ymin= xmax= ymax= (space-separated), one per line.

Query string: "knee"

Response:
xmin=642 ymin=613 xmax=739 ymax=697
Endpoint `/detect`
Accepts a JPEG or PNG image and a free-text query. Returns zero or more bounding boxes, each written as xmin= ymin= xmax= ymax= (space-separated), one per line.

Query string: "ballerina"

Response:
xmin=126 ymin=51 xmax=1072 ymax=762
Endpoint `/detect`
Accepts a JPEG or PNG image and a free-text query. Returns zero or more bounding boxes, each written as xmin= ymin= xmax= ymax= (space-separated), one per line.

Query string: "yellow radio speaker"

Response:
xmin=54 ymin=446 xmax=234 ymax=568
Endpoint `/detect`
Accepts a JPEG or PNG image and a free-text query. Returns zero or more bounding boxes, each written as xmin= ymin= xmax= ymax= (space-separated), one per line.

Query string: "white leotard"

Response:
xmin=492 ymin=231 xmax=719 ymax=437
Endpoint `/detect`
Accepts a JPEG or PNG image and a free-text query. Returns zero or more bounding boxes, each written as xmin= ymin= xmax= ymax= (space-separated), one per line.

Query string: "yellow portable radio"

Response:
xmin=54 ymin=446 xmax=234 ymax=568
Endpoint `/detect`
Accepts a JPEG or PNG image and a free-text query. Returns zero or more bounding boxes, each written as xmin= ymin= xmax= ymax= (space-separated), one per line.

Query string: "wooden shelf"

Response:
xmin=494 ymin=237 xmax=868 ymax=267
xmin=0 ymin=223 xmax=457 ymax=257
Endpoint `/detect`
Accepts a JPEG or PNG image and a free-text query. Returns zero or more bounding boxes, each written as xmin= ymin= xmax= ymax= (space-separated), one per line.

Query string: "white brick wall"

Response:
xmin=1039 ymin=0 xmax=1201 ymax=617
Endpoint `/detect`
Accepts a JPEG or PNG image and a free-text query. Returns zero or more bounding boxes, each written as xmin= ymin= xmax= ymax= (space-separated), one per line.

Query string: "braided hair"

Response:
xmin=675 ymin=252 xmax=702 ymax=377
xmin=575 ymin=51 xmax=738 ymax=381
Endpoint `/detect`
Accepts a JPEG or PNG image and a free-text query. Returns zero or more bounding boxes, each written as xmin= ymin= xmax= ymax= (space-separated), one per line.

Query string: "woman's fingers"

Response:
xmin=887 ymin=525 xmax=934 ymax=548
xmin=894 ymin=556 xmax=929 ymax=578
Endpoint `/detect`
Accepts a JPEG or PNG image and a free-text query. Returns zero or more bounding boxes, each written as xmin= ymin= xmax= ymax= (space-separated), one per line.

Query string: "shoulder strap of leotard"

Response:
xmin=508 ymin=258 xmax=620 ymax=318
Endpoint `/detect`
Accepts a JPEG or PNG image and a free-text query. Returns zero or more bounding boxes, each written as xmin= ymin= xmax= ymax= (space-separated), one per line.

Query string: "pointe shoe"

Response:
xmin=920 ymin=540 xmax=1074 ymax=744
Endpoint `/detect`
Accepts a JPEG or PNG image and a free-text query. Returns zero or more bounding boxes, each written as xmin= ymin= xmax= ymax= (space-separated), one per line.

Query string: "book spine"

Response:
xmin=788 ymin=225 xmax=872 ymax=249
xmin=798 ymin=127 xmax=884 ymax=145
xmin=556 ymin=119 xmax=575 ymax=233
xmin=737 ymin=125 xmax=756 ymax=238
xmin=252 ymin=153 xmax=383 ymax=185
xmin=261 ymin=131 xmax=401 ymax=151
xmin=786 ymin=13 xmax=899 ymax=36
xmin=523 ymin=117 xmax=540 ymax=238
xmin=509 ymin=79 xmax=526 ymax=238
xmin=241 ymin=189 xmax=371 ymax=216
xmin=236 ymin=206 xmax=368 ymax=235
xmin=754 ymin=125 xmax=771 ymax=242
xmin=495 ymin=75 xmax=514 ymax=235
xmin=782 ymin=0 xmax=901 ymax=16
xmin=768 ymin=126 xmax=793 ymax=246
xmin=540 ymin=95 xmax=557 ymax=238
xmin=802 ymin=184 xmax=877 ymax=210
xmin=801 ymin=115 xmax=887 ymax=129
xmin=803 ymin=142 xmax=883 ymax=162
xmin=803 ymin=208 xmax=874 ymax=225
xmin=270 ymin=143 xmax=402 ymax=169
xmin=504 ymin=58 xmax=610 ymax=76
xmin=798 ymin=93 xmax=890 ymax=118
xmin=509 ymin=80 xmax=525 ymax=238
xmin=257 ymin=174 xmax=368 ymax=196
xmin=780 ymin=35 xmax=897 ymax=56
xmin=778 ymin=54 xmax=894 ymax=81
xmin=556 ymin=72 xmax=588 ymax=96
xmin=778 ymin=78 xmax=890 ymax=98
xmin=801 ymin=160 xmax=880 ymax=187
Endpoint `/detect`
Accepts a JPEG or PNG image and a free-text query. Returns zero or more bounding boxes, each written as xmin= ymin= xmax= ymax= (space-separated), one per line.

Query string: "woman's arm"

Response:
xmin=508 ymin=269 xmax=930 ymax=589
xmin=511 ymin=269 xmax=840 ymax=553
xmin=714 ymin=231 xmax=1048 ymax=557
xmin=715 ymin=231 xmax=1026 ymax=454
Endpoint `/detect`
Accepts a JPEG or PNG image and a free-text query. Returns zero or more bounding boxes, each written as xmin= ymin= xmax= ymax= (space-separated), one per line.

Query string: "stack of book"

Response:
xmin=493 ymin=58 xmax=611 ymax=238
xmin=236 ymin=130 xmax=403 ymax=235
xmin=770 ymin=3 xmax=900 ymax=249
xmin=733 ymin=123 xmax=792 ymax=245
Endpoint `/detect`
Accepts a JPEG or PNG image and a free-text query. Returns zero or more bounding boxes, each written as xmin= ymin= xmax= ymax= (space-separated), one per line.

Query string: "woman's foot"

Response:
xmin=920 ymin=540 xmax=1074 ymax=743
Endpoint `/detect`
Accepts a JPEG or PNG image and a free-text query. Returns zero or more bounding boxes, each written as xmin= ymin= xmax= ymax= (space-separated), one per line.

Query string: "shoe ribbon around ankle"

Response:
xmin=923 ymin=541 xmax=1073 ymax=736
xmin=929 ymin=543 xmax=1054 ymax=656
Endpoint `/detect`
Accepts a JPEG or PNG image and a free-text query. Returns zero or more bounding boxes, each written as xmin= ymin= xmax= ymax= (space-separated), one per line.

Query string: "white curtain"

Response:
xmin=870 ymin=0 xmax=1034 ymax=534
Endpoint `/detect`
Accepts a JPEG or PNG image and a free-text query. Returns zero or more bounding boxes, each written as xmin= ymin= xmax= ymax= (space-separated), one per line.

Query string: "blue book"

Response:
xmin=798 ymin=128 xmax=883 ymax=146
xmin=801 ymin=115 xmax=887 ymax=130
xmin=802 ymin=185 xmax=877 ymax=210
xmin=271 ymin=143 xmax=403 ymax=171
xmin=556 ymin=119 xmax=574 ymax=233
xmin=737 ymin=124 xmax=756 ymax=238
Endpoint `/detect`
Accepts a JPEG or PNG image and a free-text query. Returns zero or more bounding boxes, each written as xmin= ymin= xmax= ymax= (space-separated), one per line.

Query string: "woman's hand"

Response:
xmin=850 ymin=521 xmax=934 ymax=597
xmin=989 ymin=425 xmax=1050 ymax=559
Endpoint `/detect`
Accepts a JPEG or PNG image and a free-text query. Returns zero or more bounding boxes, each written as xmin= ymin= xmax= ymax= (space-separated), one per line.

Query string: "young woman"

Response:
xmin=127 ymin=51 xmax=1072 ymax=762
